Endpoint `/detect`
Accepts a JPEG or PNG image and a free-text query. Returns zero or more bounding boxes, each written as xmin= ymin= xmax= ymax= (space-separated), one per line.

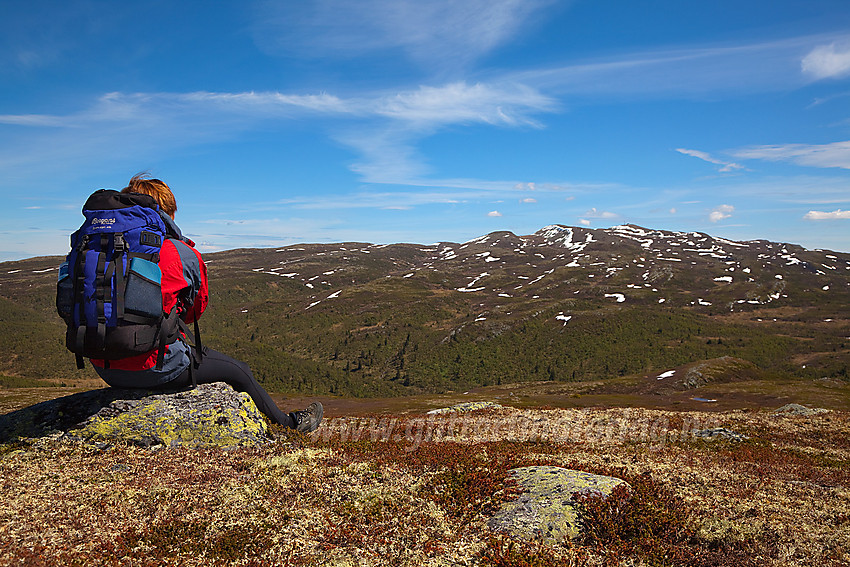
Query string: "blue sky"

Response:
xmin=2 ymin=0 xmax=850 ymax=261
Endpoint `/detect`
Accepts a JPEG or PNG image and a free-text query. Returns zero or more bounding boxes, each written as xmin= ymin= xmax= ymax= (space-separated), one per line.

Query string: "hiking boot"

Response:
xmin=290 ymin=402 xmax=323 ymax=433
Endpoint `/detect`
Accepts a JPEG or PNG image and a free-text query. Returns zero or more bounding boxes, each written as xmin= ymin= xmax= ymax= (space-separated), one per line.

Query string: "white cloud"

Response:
xmin=578 ymin=219 xmax=591 ymax=226
xmin=669 ymin=207 xmax=677 ymax=214
xmin=515 ymin=182 xmax=536 ymax=190
xmin=709 ymin=204 xmax=734 ymax=222
xmin=803 ymin=209 xmax=850 ymax=220
xmin=252 ymin=0 xmax=555 ymax=69
xmin=583 ymin=207 xmax=618 ymax=219
xmin=733 ymin=141 xmax=850 ymax=170
xmin=520 ymin=198 xmax=537 ymax=203
xmin=675 ymin=148 xmax=745 ymax=172
xmin=802 ymin=43 xmax=850 ymax=80
xmin=488 ymin=210 xmax=503 ymax=217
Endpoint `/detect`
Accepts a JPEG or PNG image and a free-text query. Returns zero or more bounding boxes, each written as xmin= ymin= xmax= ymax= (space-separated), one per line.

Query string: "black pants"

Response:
xmin=171 ymin=347 xmax=295 ymax=428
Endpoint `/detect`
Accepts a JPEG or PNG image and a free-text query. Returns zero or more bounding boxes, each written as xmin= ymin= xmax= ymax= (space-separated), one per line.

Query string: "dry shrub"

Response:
xmin=478 ymin=535 xmax=582 ymax=567
xmin=574 ymin=470 xmax=775 ymax=566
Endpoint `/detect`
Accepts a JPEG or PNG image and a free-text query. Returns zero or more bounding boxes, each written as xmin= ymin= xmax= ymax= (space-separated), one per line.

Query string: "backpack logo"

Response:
xmin=91 ymin=217 xmax=116 ymax=227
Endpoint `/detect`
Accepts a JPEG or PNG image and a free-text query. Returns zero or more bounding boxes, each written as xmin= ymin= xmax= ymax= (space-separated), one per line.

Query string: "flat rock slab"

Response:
xmin=426 ymin=401 xmax=503 ymax=414
xmin=692 ymin=427 xmax=749 ymax=441
xmin=0 ymin=382 xmax=272 ymax=449
xmin=488 ymin=466 xmax=629 ymax=543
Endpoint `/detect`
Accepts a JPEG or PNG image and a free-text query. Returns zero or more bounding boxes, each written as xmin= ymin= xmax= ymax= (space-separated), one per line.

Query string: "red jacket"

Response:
xmin=91 ymin=236 xmax=208 ymax=371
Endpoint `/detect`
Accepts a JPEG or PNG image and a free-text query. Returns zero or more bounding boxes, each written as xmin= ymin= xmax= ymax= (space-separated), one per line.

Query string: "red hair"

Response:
xmin=121 ymin=173 xmax=177 ymax=218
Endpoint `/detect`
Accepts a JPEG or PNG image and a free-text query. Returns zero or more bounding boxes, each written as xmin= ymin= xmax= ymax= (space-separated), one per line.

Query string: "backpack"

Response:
xmin=57 ymin=189 xmax=183 ymax=371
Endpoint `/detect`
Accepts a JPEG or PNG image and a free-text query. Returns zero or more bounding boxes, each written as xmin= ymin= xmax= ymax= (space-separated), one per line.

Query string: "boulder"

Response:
xmin=0 ymin=382 xmax=272 ymax=448
xmin=773 ymin=403 xmax=829 ymax=417
xmin=488 ymin=466 xmax=629 ymax=543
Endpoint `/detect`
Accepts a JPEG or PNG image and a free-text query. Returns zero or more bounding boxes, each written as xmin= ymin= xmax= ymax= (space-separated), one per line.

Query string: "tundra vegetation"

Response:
xmin=1 ymin=406 xmax=847 ymax=566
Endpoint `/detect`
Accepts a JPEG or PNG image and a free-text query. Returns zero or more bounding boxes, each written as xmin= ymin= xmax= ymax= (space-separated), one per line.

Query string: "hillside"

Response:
xmin=1 ymin=224 xmax=848 ymax=399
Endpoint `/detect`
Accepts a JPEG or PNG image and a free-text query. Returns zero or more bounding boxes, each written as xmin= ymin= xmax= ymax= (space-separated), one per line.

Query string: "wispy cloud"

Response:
xmin=336 ymin=82 xmax=555 ymax=185
xmin=373 ymin=82 xmax=553 ymax=127
xmin=709 ymin=204 xmax=734 ymax=222
xmin=275 ymin=189 xmax=477 ymax=210
xmin=252 ymin=0 xmax=555 ymax=69
xmin=0 ymin=83 xmax=552 ymax=131
xmin=733 ymin=141 xmax=850 ymax=170
xmin=513 ymin=33 xmax=850 ymax=100
xmin=803 ymin=209 xmax=850 ymax=220
xmin=802 ymin=42 xmax=850 ymax=80
xmin=675 ymin=148 xmax=745 ymax=172
xmin=191 ymin=216 xmax=426 ymax=251
xmin=487 ymin=210 xmax=503 ymax=217
xmin=0 ymin=82 xmax=556 ymax=188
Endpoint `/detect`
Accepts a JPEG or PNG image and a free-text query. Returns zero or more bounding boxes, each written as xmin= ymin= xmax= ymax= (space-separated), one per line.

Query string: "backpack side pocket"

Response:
xmin=124 ymin=257 xmax=163 ymax=320
xmin=56 ymin=261 xmax=73 ymax=323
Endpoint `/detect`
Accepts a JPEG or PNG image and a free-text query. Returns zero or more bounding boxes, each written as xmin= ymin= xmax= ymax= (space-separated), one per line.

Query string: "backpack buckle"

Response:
xmin=140 ymin=231 xmax=162 ymax=247
xmin=114 ymin=233 xmax=126 ymax=253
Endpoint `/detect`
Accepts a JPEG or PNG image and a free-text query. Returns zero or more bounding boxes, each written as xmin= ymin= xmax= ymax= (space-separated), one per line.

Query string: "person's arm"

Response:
xmin=159 ymin=238 xmax=208 ymax=322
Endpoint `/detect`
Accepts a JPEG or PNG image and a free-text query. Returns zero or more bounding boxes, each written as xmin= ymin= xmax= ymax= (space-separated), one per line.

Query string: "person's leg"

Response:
xmin=172 ymin=347 xmax=296 ymax=427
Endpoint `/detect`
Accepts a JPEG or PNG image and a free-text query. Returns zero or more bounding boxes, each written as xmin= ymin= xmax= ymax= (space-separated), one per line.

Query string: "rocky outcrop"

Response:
xmin=488 ymin=466 xmax=629 ymax=543
xmin=680 ymin=357 xmax=760 ymax=390
xmin=0 ymin=382 xmax=272 ymax=448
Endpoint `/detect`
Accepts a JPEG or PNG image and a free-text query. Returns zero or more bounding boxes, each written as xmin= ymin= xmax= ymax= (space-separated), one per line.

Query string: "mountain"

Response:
xmin=1 ymin=224 xmax=848 ymax=397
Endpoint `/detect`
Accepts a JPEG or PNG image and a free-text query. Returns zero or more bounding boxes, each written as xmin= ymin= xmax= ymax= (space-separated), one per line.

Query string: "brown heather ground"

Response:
xmin=1 ymin=406 xmax=848 ymax=566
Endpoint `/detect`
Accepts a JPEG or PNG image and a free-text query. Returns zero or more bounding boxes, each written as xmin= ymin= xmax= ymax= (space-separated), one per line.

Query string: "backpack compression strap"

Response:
xmin=113 ymin=232 xmax=126 ymax=320
xmin=154 ymin=303 xmax=179 ymax=371
xmin=72 ymin=235 xmax=89 ymax=369
xmin=177 ymin=317 xmax=204 ymax=387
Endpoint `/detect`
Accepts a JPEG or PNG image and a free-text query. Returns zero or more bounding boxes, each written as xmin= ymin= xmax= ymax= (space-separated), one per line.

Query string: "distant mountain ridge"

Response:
xmin=1 ymin=224 xmax=848 ymax=396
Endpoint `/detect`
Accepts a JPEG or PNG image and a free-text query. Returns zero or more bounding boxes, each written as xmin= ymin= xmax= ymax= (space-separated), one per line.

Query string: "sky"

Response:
xmin=1 ymin=0 xmax=850 ymax=261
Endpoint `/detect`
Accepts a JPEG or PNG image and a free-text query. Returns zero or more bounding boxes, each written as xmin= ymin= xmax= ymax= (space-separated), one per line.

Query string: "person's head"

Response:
xmin=122 ymin=173 xmax=177 ymax=219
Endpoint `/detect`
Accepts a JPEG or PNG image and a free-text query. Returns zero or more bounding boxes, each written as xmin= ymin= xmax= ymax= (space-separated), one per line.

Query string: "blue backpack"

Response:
xmin=57 ymin=189 xmax=182 ymax=370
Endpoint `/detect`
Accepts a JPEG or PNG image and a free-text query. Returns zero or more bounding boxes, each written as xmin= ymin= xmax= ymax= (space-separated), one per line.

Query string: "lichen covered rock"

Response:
xmin=692 ymin=427 xmax=749 ymax=441
xmin=774 ymin=403 xmax=829 ymax=417
xmin=0 ymin=382 xmax=272 ymax=448
xmin=488 ymin=465 xmax=629 ymax=543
